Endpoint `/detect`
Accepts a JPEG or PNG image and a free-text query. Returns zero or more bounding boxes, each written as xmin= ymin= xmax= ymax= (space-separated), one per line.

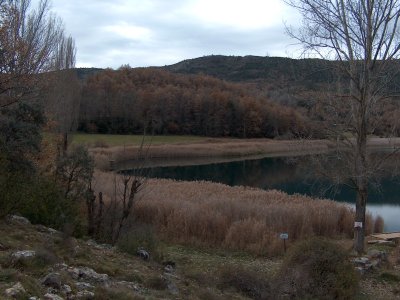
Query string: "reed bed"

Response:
xmin=91 ymin=139 xmax=330 ymax=170
xmin=93 ymin=171 xmax=382 ymax=256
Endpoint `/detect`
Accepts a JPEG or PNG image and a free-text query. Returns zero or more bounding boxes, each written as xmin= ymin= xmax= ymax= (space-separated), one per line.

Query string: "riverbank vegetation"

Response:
xmin=81 ymin=134 xmax=400 ymax=169
xmin=71 ymin=133 xmax=207 ymax=147
xmin=93 ymin=171 xmax=383 ymax=256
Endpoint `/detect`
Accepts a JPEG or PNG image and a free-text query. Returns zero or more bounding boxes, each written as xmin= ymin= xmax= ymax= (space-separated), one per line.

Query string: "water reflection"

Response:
xmin=367 ymin=204 xmax=400 ymax=232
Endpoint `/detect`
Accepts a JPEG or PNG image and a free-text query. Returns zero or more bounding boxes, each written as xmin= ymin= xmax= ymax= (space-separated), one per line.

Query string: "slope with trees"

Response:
xmin=79 ymin=67 xmax=311 ymax=138
xmin=0 ymin=0 xmax=89 ymax=232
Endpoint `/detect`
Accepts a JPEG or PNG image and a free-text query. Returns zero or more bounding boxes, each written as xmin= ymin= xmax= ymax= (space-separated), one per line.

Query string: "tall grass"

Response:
xmin=91 ymin=139 xmax=330 ymax=170
xmin=93 ymin=171 xmax=382 ymax=256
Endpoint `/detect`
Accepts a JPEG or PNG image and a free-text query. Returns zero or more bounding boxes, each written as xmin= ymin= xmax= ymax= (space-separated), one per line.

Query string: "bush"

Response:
xmin=218 ymin=265 xmax=271 ymax=299
xmin=94 ymin=286 xmax=144 ymax=300
xmin=116 ymin=224 xmax=164 ymax=262
xmin=18 ymin=176 xmax=82 ymax=232
xmin=144 ymin=275 xmax=168 ymax=290
xmin=276 ymin=237 xmax=358 ymax=299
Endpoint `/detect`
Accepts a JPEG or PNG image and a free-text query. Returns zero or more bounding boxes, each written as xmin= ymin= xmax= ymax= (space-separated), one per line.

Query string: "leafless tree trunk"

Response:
xmin=89 ymin=134 xmax=152 ymax=244
xmin=285 ymin=0 xmax=400 ymax=253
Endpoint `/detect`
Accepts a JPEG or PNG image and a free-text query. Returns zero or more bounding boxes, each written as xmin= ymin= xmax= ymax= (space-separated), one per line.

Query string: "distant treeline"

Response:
xmin=43 ymin=56 xmax=400 ymax=139
xmin=78 ymin=68 xmax=311 ymax=138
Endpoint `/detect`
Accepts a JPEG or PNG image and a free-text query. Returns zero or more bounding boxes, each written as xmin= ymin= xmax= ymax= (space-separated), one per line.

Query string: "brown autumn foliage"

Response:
xmin=79 ymin=67 xmax=311 ymax=138
xmin=93 ymin=171 xmax=383 ymax=256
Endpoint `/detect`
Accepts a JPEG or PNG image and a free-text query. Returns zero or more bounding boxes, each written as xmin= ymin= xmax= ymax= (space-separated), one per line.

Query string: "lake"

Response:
xmin=124 ymin=155 xmax=400 ymax=231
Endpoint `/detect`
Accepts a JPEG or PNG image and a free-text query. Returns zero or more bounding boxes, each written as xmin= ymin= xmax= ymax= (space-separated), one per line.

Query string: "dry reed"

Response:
xmin=91 ymin=137 xmax=400 ymax=170
xmin=90 ymin=139 xmax=330 ymax=170
xmin=93 ymin=171 xmax=383 ymax=256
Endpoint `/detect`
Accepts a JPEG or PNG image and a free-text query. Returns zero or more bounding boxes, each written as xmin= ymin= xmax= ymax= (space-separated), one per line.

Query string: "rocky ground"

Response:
xmin=0 ymin=215 xmax=267 ymax=299
xmin=1 ymin=215 xmax=400 ymax=299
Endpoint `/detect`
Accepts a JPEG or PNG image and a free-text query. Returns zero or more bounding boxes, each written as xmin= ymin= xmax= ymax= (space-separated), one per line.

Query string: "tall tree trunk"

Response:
xmin=354 ymin=186 xmax=367 ymax=253
xmin=354 ymin=105 xmax=368 ymax=253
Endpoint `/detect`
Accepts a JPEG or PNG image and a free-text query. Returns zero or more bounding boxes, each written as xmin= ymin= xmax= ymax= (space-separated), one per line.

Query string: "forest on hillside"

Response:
xmin=77 ymin=67 xmax=312 ymax=138
xmin=42 ymin=56 xmax=400 ymax=140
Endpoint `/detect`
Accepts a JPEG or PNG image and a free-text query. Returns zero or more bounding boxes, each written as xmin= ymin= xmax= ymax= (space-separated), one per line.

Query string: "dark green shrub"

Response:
xmin=33 ymin=247 xmax=60 ymax=269
xmin=276 ymin=237 xmax=358 ymax=300
xmin=0 ymin=268 xmax=18 ymax=282
xmin=0 ymin=102 xmax=45 ymax=218
xmin=117 ymin=224 xmax=164 ymax=262
xmin=218 ymin=265 xmax=271 ymax=299
xmin=18 ymin=176 xmax=82 ymax=232
xmin=379 ymin=272 xmax=400 ymax=283
xmin=94 ymin=286 xmax=144 ymax=300
xmin=144 ymin=275 xmax=168 ymax=290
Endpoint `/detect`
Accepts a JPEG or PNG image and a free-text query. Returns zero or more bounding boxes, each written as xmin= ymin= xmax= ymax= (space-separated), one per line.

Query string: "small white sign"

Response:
xmin=280 ymin=233 xmax=289 ymax=240
xmin=354 ymin=222 xmax=363 ymax=228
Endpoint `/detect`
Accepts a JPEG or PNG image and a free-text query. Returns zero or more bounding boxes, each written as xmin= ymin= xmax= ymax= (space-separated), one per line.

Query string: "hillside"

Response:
xmin=0 ymin=215 xmax=266 ymax=299
xmin=163 ymin=55 xmax=335 ymax=86
xmin=44 ymin=56 xmax=400 ymax=139
xmin=74 ymin=56 xmax=335 ymax=86
xmin=78 ymin=67 xmax=311 ymax=138
xmin=76 ymin=68 xmax=104 ymax=81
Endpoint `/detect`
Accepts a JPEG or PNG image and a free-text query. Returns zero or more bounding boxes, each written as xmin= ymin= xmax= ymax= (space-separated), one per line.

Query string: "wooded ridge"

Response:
xmin=44 ymin=55 xmax=400 ymax=138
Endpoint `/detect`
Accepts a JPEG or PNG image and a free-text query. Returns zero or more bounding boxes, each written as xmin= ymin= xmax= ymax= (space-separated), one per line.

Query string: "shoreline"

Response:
xmin=89 ymin=137 xmax=400 ymax=169
xmin=116 ymin=147 xmax=328 ymax=169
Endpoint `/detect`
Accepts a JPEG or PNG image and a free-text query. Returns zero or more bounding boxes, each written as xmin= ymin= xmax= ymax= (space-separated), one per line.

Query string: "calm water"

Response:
xmin=126 ymin=156 xmax=400 ymax=231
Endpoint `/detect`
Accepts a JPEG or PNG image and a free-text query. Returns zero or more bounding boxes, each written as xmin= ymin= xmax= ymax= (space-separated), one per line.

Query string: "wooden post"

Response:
xmin=280 ymin=233 xmax=289 ymax=253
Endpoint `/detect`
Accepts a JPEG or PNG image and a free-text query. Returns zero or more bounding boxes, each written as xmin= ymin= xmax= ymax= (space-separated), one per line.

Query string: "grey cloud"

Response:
xmin=40 ymin=0 xmax=301 ymax=68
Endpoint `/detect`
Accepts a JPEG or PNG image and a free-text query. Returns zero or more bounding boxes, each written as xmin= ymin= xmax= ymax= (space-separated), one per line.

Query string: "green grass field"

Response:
xmin=71 ymin=133 xmax=208 ymax=147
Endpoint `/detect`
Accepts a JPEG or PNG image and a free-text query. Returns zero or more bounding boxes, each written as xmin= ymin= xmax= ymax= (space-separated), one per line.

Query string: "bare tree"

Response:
xmin=52 ymin=35 xmax=76 ymax=70
xmin=0 ymin=0 xmax=74 ymax=108
xmin=285 ymin=0 xmax=400 ymax=253
xmin=88 ymin=136 xmax=152 ymax=245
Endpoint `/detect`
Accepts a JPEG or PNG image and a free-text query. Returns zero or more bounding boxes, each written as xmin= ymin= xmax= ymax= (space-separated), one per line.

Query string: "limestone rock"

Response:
xmin=76 ymin=290 xmax=95 ymax=299
xmin=353 ymin=257 xmax=370 ymax=265
xmin=167 ymin=281 xmax=179 ymax=295
xmin=137 ymin=249 xmax=150 ymax=261
xmin=86 ymin=239 xmax=113 ymax=250
xmin=61 ymin=284 xmax=72 ymax=295
xmin=111 ymin=281 xmax=140 ymax=292
xmin=164 ymin=264 xmax=175 ymax=273
xmin=68 ymin=266 xmax=109 ymax=282
xmin=5 ymin=282 xmax=26 ymax=297
xmin=367 ymin=249 xmax=387 ymax=261
xmin=352 ymin=250 xmax=387 ymax=275
xmin=36 ymin=225 xmax=60 ymax=235
xmin=12 ymin=250 xmax=36 ymax=260
xmin=44 ymin=293 xmax=64 ymax=300
xmin=8 ymin=215 xmax=30 ymax=225
xmin=75 ymin=282 xmax=94 ymax=291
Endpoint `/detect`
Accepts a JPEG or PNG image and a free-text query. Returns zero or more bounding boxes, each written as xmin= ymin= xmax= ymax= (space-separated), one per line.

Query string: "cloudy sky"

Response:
xmin=41 ymin=0 xmax=302 ymax=68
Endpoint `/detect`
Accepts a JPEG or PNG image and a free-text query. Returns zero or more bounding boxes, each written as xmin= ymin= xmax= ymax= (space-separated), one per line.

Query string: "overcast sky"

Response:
xmin=42 ymin=0 xmax=302 ymax=68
